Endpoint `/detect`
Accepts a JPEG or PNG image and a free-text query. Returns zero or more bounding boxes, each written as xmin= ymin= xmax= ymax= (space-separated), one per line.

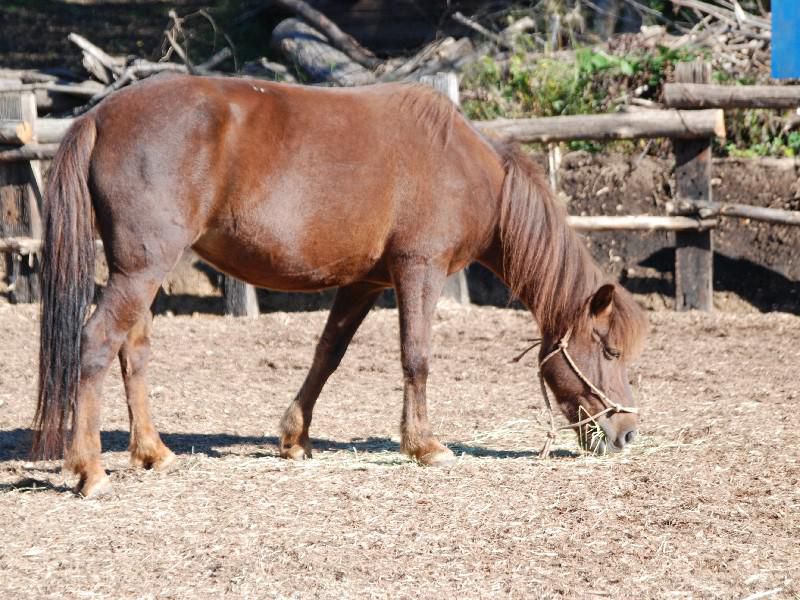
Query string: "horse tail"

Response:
xmin=33 ymin=116 xmax=98 ymax=459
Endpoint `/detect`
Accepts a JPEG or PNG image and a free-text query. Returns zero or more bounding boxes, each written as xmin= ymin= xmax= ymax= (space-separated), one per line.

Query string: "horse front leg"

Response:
xmin=279 ymin=282 xmax=384 ymax=459
xmin=119 ymin=311 xmax=175 ymax=471
xmin=393 ymin=259 xmax=455 ymax=466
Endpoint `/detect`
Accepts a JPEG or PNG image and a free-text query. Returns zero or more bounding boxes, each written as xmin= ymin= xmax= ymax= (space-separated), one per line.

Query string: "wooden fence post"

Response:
xmin=673 ymin=61 xmax=714 ymax=311
xmin=419 ymin=72 xmax=471 ymax=305
xmin=223 ymin=275 xmax=260 ymax=317
xmin=0 ymin=91 xmax=42 ymax=303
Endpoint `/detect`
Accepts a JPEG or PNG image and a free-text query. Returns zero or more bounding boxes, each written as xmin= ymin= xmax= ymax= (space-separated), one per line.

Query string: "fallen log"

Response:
xmin=663 ymin=83 xmax=800 ymax=109
xmin=0 ymin=120 xmax=33 ymax=145
xmin=68 ymin=33 xmax=125 ymax=84
xmin=452 ymin=12 xmax=512 ymax=49
xmin=271 ymin=18 xmax=376 ymax=86
xmin=476 ymin=109 xmax=726 ymax=143
xmin=273 ymin=0 xmax=381 ymax=70
xmin=568 ymin=215 xmax=717 ymax=232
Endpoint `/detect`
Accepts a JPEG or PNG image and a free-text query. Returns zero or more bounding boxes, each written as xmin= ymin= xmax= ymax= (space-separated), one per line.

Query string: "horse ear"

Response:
xmin=590 ymin=284 xmax=615 ymax=319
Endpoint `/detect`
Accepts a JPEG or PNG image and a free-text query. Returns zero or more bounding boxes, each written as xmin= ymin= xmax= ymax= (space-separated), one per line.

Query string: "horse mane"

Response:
xmin=395 ymin=83 xmax=457 ymax=150
xmin=494 ymin=141 xmax=647 ymax=359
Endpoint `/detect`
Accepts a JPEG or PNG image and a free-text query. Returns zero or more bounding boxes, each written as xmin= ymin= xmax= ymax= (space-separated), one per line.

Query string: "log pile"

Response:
xmin=665 ymin=0 xmax=771 ymax=79
xmin=0 ymin=0 xmax=529 ymax=114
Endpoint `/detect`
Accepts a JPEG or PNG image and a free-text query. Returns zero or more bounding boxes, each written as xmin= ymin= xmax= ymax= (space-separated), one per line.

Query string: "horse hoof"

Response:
xmin=76 ymin=473 xmax=112 ymax=499
xmin=153 ymin=450 xmax=177 ymax=472
xmin=418 ymin=447 xmax=456 ymax=467
xmin=281 ymin=444 xmax=312 ymax=460
xmin=130 ymin=449 xmax=177 ymax=471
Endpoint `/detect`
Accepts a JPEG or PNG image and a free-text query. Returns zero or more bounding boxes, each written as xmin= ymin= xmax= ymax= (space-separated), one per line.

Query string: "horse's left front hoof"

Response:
xmin=130 ymin=446 xmax=177 ymax=471
xmin=75 ymin=472 xmax=113 ymax=499
xmin=153 ymin=449 xmax=177 ymax=471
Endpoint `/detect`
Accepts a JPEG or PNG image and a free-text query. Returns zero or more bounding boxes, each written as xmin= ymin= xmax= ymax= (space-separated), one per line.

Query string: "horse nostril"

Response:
xmin=622 ymin=429 xmax=638 ymax=446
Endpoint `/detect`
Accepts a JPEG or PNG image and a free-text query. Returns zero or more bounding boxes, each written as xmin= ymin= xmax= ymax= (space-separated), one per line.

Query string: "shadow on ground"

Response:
xmin=0 ymin=429 xmax=576 ymax=464
xmin=635 ymin=248 xmax=800 ymax=314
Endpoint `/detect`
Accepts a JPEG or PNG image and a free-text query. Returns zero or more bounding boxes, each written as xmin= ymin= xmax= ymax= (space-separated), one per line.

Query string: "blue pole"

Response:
xmin=772 ymin=0 xmax=800 ymax=79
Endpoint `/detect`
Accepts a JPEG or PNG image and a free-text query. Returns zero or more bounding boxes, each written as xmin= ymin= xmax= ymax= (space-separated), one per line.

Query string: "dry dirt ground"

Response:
xmin=0 ymin=301 xmax=798 ymax=599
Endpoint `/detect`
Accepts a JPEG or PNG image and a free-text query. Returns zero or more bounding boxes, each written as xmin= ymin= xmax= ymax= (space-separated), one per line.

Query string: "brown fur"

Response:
xmin=397 ymin=84 xmax=458 ymax=150
xmin=33 ymin=76 xmax=647 ymax=495
xmin=496 ymin=142 xmax=647 ymax=359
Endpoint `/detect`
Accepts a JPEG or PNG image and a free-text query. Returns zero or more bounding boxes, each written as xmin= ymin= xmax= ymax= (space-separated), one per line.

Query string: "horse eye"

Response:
xmin=592 ymin=329 xmax=620 ymax=360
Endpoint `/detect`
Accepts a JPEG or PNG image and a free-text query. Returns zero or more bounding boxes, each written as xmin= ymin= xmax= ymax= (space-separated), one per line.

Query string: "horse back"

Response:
xmin=86 ymin=76 xmax=504 ymax=290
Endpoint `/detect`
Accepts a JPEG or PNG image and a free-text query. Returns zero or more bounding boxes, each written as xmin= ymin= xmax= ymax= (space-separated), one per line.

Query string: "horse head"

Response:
xmin=539 ymin=283 xmax=647 ymax=454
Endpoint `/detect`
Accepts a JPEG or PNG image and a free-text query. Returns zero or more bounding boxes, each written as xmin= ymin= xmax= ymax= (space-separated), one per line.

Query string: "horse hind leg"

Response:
xmin=119 ymin=310 xmax=175 ymax=471
xmin=279 ymin=282 xmax=384 ymax=459
xmin=68 ymin=269 xmax=173 ymax=498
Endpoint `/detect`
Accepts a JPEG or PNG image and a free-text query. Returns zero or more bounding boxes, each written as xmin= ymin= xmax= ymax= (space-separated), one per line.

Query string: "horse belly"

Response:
xmin=192 ymin=216 xmax=389 ymax=291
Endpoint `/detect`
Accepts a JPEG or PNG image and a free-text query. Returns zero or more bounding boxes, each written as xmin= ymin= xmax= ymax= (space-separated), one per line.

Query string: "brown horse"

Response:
xmin=33 ymin=75 xmax=647 ymax=497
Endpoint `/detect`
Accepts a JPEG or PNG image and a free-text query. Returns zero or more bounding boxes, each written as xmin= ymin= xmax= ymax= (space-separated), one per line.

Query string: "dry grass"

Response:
xmin=0 ymin=302 xmax=798 ymax=599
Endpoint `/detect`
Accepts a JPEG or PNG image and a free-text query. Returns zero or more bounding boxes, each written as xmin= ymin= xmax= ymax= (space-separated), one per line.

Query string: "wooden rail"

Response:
xmin=476 ymin=108 xmax=726 ymax=143
xmin=663 ymin=83 xmax=800 ymax=109
xmin=0 ymin=236 xmax=104 ymax=254
xmin=568 ymin=216 xmax=716 ymax=231
xmin=0 ymin=143 xmax=59 ymax=162
xmin=0 ymin=120 xmax=34 ymax=144
xmin=0 ymin=109 xmax=727 ymax=163
xmin=669 ymin=200 xmax=800 ymax=226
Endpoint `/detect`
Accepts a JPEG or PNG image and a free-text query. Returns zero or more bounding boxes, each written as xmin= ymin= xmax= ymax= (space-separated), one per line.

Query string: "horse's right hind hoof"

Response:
xmin=75 ymin=473 xmax=113 ymax=499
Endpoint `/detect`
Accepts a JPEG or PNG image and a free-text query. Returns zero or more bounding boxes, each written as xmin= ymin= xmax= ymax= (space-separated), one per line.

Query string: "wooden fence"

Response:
xmin=2 ymin=61 xmax=800 ymax=312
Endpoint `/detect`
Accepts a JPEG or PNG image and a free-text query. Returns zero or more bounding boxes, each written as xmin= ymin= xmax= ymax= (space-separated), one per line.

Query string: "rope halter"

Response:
xmin=513 ymin=328 xmax=638 ymax=458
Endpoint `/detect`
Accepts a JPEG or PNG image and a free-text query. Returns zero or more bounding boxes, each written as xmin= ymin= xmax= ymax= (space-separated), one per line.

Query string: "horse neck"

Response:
xmin=490 ymin=144 xmax=602 ymax=339
xmin=518 ymin=228 xmax=601 ymax=339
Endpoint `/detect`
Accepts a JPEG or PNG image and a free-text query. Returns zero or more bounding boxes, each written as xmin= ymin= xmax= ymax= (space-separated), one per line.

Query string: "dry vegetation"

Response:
xmin=0 ymin=301 xmax=798 ymax=598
